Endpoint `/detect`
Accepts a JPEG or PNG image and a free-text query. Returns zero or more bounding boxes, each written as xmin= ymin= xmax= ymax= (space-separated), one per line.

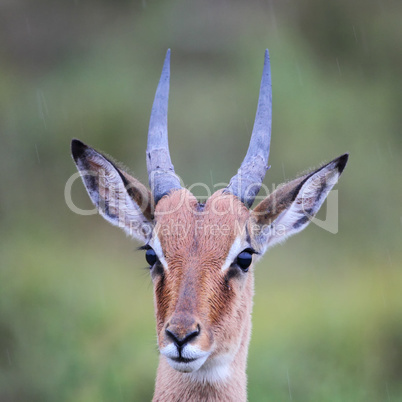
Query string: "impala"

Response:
xmin=71 ymin=49 xmax=348 ymax=401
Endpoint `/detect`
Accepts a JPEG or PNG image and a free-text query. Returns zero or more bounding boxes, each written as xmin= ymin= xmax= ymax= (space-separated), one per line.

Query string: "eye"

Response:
xmin=145 ymin=248 xmax=158 ymax=267
xmin=236 ymin=250 xmax=253 ymax=272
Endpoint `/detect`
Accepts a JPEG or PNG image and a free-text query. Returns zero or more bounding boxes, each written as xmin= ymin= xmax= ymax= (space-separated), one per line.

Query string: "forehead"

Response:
xmin=153 ymin=189 xmax=249 ymax=258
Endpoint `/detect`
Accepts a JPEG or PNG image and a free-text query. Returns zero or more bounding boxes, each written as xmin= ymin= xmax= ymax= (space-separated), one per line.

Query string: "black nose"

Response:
xmin=165 ymin=324 xmax=200 ymax=347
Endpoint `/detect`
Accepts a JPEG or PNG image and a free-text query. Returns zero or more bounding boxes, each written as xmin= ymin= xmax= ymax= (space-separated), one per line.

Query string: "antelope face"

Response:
xmin=149 ymin=190 xmax=252 ymax=374
xmin=71 ymin=49 xmax=348 ymax=382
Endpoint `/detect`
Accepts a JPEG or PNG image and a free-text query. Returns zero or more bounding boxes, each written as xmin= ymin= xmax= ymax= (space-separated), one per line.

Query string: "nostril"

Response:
xmin=165 ymin=324 xmax=201 ymax=347
xmin=165 ymin=327 xmax=178 ymax=344
xmin=194 ymin=324 xmax=201 ymax=338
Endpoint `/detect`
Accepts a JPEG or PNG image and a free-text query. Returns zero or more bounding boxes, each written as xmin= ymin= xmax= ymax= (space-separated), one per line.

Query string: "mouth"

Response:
xmin=166 ymin=355 xmax=209 ymax=373
xmin=160 ymin=343 xmax=210 ymax=373
xmin=170 ymin=356 xmax=197 ymax=364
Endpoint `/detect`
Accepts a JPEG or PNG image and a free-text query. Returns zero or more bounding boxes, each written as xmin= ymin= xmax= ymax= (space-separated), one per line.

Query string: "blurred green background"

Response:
xmin=1 ymin=0 xmax=401 ymax=400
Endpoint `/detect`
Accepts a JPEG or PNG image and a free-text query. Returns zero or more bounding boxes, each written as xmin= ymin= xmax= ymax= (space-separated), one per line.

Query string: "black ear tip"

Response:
xmin=336 ymin=153 xmax=349 ymax=174
xmin=71 ymin=139 xmax=88 ymax=160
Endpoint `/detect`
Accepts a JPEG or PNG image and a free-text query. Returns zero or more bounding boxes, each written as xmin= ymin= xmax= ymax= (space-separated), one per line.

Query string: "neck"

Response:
xmin=153 ymin=315 xmax=251 ymax=402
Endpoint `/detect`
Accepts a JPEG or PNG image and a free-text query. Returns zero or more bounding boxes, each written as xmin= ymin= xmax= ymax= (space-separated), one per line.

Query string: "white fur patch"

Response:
xmin=150 ymin=235 xmax=169 ymax=271
xmin=187 ymin=353 xmax=232 ymax=384
xmin=221 ymin=236 xmax=246 ymax=272
xmin=161 ymin=344 xmax=210 ymax=373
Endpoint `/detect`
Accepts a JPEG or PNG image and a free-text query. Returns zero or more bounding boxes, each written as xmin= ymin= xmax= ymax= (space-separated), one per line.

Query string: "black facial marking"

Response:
xmin=152 ymin=262 xmax=164 ymax=277
xmin=226 ymin=266 xmax=241 ymax=283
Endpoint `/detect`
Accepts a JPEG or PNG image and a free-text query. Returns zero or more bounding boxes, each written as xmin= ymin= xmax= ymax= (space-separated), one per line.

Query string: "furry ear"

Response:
xmin=251 ymin=154 xmax=348 ymax=253
xmin=71 ymin=139 xmax=154 ymax=243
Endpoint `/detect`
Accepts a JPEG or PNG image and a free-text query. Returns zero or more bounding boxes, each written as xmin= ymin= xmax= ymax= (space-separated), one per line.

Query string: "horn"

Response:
xmin=146 ymin=49 xmax=182 ymax=203
xmin=225 ymin=49 xmax=272 ymax=207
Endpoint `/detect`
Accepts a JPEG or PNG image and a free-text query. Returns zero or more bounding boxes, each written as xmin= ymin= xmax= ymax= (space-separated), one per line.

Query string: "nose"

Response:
xmin=165 ymin=321 xmax=201 ymax=347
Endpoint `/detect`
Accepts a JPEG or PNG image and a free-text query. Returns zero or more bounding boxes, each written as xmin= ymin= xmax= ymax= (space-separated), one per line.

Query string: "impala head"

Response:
xmin=71 ymin=50 xmax=348 ymax=383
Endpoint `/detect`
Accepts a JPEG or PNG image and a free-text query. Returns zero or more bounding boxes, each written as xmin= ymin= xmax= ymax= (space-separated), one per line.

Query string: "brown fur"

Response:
xmin=152 ymin=190 xmax=253 ymax=401
xmin=252 ymin=174 xmax=309 ymax=225
xmin=120 ymin=171 xmax=154 ymax=221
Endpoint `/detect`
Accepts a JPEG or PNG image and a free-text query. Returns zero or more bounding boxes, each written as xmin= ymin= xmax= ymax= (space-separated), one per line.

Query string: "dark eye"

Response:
xmin=236 ymin=251 xmax=253 ymax=272
xmin=145 ymin=248 xmax=158 ymax=266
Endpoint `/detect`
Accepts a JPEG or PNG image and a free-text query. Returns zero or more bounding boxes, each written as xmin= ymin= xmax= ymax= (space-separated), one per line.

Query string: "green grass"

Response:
xmin=250 ymin=259 xmax=402 ymax=401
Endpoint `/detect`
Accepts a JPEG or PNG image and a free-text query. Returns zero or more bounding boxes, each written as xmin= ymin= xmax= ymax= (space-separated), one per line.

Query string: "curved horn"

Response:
xmin=146 ymin=49 xmax=182 ymax=203
xmin=225 ymin=49 xmax=272 ymax=208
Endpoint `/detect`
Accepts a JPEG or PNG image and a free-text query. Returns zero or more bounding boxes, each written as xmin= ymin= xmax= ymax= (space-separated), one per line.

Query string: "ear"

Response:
xmin=250 ymin=154 xmax=348 ymax=253
xmin=71 ymin=139 xmax=154 ymax=243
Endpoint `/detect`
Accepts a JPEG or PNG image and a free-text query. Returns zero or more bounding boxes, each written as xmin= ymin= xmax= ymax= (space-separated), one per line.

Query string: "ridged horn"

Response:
xmin=146 ymin=49 xmax=182 ymax=204
xmin=225 ymin=49 xmax=272 ymax=208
